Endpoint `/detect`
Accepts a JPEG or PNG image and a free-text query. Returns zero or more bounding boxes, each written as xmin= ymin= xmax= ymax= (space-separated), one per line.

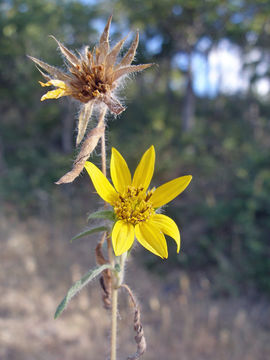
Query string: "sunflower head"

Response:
xmin=29 ymin=16 xmax=152 ymax=145
xmin=113 ymin=185 xmax=155 ymax=224
xmin=85 ymin=146 xmax=192 ymax=259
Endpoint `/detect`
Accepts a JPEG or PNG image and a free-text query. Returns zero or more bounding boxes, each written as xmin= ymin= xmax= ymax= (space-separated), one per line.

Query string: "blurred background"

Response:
xmin=1 ymin=0 xmax=270 ymax=359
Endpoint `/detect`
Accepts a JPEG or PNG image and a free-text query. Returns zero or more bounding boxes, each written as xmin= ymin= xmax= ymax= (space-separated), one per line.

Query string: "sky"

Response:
xmin=193 ymin=40 xmax=270 ymax=97
xmin=171 ymin=39 xmax=270 ymax=98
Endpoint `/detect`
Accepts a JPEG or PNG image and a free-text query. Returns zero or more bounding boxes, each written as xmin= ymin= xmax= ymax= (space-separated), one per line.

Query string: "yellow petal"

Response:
xmin=112 ymin=220 xmax=135 ymax=256
xmin=151 ymin=175 xmax=192 ymax=208
xmin=39 ymin=80 xmax=71 ymax=101
xmin=132 ymin=145 xmax=155 ymax=191
xmin=39 ymin=79 xmax=67 ymax=89
xmin=134 ymin=224 xmax=160 ymax=257
xmin=135 ymin=221 xmax=168 ymax=258
xmin=84 ymin=161 xmax=117 ymax=205
xmin=150 ymin=214 xmax=181 ymax=252
xmin=110 ymin=148 xmax=132 ymax=193
xmin=40 ymin=88 xmax=68 ymax=101
xmin=39 ymin=80 xmax=51 ymax=87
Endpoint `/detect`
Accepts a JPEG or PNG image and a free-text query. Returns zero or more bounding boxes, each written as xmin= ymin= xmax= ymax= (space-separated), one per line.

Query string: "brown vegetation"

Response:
xmin=0 ymin=216 xmax=269 ymax=360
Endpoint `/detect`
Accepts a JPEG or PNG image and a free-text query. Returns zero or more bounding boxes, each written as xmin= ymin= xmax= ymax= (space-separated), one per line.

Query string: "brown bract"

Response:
xmin=29 ymin=15 xmax=152 ymax=146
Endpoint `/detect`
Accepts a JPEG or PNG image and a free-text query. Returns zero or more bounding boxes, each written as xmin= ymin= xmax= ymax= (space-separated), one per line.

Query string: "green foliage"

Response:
xmin=87 ymin=209 xmax=116 ymax=222
xmin=54 ymin=264 xmax=112 ymax=319
xmin=71 ymin=226 xmax=109 ymax=242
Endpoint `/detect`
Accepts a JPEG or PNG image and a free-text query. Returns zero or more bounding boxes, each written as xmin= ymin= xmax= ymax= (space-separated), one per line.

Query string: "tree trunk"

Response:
xmin=0 ymin=136 xmax=6 ymax=174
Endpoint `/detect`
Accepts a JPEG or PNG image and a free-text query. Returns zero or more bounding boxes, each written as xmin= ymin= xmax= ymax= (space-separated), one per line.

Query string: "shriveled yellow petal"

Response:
xmin=84 ymin=161 xmax=117 ymax=205
xmin=132 ymin=145 xmax=155 ymax=191
xmin=150 ymin=214 xmax=181 ymax=252
xmin=40 ymin=88 xmax=68 ymax=101
xmin=110 ymin=148 xmax=131 ymax=193
xmin=39 ymin=80 xmax=71 ymax=101
xmin=39 ymin=79 xmax=67 ymax=89
xmin=135 ymin=221 xmax=168 ymax=259
xmin=151 ymin=175 xmax=192 ymax=208
xmin=39 ymin=80 xmax=53 ymax=87
xmin=112 ymin=220 xmax=135 ymax=256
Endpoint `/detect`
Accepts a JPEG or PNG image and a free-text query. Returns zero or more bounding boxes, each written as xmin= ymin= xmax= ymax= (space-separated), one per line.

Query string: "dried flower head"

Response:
xmin=29 ymin=16 xmax=152 ymax=145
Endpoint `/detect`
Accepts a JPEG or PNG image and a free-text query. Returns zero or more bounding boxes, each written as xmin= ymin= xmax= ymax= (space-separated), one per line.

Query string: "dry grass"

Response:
xmin=0 ymin=215 xmax=269 ymax=360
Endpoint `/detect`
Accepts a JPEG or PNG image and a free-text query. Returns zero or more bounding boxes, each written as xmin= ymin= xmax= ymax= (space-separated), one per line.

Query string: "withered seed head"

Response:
xmin=29 ymin=16 xmax=152 ymax=145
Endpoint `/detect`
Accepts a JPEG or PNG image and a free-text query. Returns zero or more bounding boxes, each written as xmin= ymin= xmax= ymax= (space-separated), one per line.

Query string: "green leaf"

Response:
xmin=54 ymin=264 xmax=111 ymax=319
xmin=71 ymin=226 xmax=108 ymax=242
xmin=87 ymin=209 xmax=115 ymax=222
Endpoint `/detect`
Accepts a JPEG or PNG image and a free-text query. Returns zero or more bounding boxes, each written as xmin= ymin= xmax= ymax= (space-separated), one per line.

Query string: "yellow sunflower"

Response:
xmin=85 ymin=146 xmax=192 ymax=259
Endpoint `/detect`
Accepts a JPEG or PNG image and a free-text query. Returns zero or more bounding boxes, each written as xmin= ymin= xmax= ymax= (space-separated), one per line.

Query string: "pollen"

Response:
xmin=113 ymin=186 xmax=155 ymax=225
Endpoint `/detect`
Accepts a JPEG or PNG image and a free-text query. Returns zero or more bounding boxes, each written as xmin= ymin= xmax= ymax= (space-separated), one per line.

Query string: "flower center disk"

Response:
xmin=114 ymin=186 xmax=155 ymax=225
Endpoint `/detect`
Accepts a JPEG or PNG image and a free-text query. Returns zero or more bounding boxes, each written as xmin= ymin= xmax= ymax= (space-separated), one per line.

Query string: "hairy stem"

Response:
xmin=111 ymin=284 xmax=118 ymax=360
xmin=100 ymin=107 xmax=107 ymax=177
xmin=98 ymin=105 xmax=119 ymax=359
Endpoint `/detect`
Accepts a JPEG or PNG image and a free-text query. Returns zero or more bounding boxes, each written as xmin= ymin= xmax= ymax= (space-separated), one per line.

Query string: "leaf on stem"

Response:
xmin=87 ymin=209 xmax=115 ymax=222
xmin=54 ymin=264 xmax=112 ymax=319
xmin=71 ymin=226 xmax=109 ymax=242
